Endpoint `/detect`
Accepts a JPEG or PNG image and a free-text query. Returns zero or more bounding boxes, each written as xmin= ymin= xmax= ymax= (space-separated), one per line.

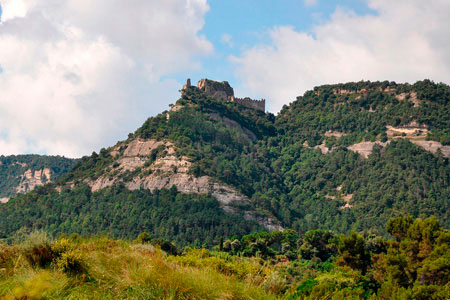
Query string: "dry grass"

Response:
xmin=0 ymin=235 xmax=280 ymax=300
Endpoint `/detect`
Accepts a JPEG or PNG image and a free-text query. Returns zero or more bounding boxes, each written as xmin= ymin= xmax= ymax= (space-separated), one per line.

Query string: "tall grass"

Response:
xmin=0 ymin=233 xmax=280 ymax=299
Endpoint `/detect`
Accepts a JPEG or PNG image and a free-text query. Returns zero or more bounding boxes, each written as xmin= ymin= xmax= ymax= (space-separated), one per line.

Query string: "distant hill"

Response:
xmin=0 ymin=79 xmax=448 ymax=245
xmin=0 ymin=155 xmax=77 ymax=202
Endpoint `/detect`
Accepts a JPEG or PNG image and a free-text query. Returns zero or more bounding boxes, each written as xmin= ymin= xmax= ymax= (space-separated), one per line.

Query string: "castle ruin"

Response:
xmin=182 ymin=78 xmax=265 ymax=112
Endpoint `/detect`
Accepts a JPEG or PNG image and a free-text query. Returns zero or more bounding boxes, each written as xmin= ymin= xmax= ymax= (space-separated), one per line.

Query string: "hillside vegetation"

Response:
xmin=0 ymin=79 xmax=449 ymax=245
xmin=0 ymin=155 xmax=77 ymax=200
xmin=0 ymin=217 xmax=448 ymax=299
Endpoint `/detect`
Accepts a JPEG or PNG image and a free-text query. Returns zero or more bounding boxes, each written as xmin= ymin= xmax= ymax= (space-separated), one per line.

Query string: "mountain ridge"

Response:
xmin=0 ymin=78 xmax=448 ymax=245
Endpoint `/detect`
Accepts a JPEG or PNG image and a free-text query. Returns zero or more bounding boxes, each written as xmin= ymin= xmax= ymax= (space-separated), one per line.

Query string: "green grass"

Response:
xmin=0 ymin=235 xmax=279 ymax=300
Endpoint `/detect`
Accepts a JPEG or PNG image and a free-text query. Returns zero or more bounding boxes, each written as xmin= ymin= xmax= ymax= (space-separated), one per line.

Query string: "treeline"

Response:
xmin=0 ymin=185 xmax=263 ymax=246
xmin=173 ymin=216 xmax=449 ymax=299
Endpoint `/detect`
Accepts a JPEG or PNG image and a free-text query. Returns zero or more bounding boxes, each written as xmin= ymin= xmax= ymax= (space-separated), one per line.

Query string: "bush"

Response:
xmin=21 ymin=231 xmax=56 ymax=268
xmin=68 ymin=233 xmax=82 ymax=243
xmin=153 ymin=238 xmax=179 ymax=255
xmin=52 ymin=238 xmax=71 ymax=256
xmin=54 ymin=250 xmax=87 ymax=276
xmin=134 ymin=232 xmax=152 ymax=244
xmin=0 ymin=242 xmax=19 ymax=269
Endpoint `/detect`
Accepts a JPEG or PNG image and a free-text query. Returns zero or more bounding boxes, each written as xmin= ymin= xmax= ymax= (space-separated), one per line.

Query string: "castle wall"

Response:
xmin=233 ymin=97 xmax=265 ymax=112
xmin=181 ymin=78 xmax=266 ymax=112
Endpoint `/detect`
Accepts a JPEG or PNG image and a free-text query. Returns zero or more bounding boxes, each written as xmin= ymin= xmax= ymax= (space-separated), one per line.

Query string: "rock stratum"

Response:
xmin=79 ymin=138 xmax=282 ymax=231
xmin=0 ymin=155 xmax=77 ymax=202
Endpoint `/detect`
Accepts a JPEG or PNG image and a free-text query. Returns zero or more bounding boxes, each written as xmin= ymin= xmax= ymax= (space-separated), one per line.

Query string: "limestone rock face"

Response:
xmin=16 ymin=168 xmax=52 ymax=194
xmin=87 ymin=138 xmax=283 ymax=231
xmin=385 ymin=125 xmax=450 ymax=157
xmin=410 ymin=140 xmax=450 ymax=157
xmin=347 ymin=141 xmax=390 ymax=158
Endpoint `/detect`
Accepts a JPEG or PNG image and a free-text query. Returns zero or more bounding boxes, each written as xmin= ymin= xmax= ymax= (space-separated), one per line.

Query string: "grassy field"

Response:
xmin=0 ymin=232 xmax=279 ymax=300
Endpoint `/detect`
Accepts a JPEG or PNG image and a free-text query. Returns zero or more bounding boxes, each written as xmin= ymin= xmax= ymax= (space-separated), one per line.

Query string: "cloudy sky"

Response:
xmin=0 ymin=0 xmax=449 ymax=157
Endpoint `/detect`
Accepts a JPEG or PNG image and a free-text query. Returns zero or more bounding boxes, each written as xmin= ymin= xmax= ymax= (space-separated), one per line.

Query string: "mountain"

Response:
xmin=0 ymin=78 xmax=448 ymax=245
xmin=0 ymin=155 xmax=77 ymax=203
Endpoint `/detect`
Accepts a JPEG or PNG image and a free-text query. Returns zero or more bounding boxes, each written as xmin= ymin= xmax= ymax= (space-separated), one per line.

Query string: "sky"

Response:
xmin=0 ymin=0 xmax=449 ymax=157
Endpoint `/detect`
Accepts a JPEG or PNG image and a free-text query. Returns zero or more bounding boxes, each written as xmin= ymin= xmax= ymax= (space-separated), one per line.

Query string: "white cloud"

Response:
xmin=0 ymin=0 xmax=36 ymax=21
xmin=304 ymin=0 xmax=318 ymax=6
xmin=221 ymin=33 xmax=233 ymax=47
xmin=0 ymin=0 xmax=212 ymax=157
xmin=233 ymin=0 xmax=450 ymax=112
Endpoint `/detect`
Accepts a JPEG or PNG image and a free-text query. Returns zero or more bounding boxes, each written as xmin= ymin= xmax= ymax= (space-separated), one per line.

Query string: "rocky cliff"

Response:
xmin=0 ymin=155 xmax=77 ymax=202
xmin=82 ymin=138 xmax=282 ymax=231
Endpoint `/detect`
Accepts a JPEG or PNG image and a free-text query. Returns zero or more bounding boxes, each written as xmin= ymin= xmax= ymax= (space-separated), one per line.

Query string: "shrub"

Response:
xmin=134 ymin=232 xmax=152 ymax=244
xmin=153 ymin=238 xmax=179 ymax=255
xmin=262 ymin=271 xmax=288 ymax=294
xmin=52 ymin=238 xmax=71 ymax=256
xmin=21 ymin=231 xmax=56 ymax=268
xmin=54 ymin=250 xmax=87 ymax=276
xmin=68 ymin=233 xmax=82 ymax=243
xmin=291 ymin=278 xmax=318 ymax=298
xmin=0 ymin=242 xmax=19 ymax=269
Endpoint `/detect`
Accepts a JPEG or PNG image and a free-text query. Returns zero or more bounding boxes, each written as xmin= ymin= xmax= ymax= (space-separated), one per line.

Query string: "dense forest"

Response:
xmin=0 ymin=216 xmax=448 ymax=299
xmin=0 ymin=155 xmax=77 ymax=198
xmin=0 ymin=79 xmax=448 ymax=245
xmin=0 ymin=184 xmax=262 ymax=246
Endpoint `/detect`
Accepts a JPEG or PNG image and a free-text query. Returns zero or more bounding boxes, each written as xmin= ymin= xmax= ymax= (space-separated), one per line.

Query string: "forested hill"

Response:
xmin=0 ymin=79 xmax=448 ymax=245
xmin=0 ymin=155 xmax=77 ymax=202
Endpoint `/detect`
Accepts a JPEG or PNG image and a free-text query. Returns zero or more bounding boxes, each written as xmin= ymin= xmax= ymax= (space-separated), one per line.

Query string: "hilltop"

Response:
xmin=0 ymin=79 xmax=448 ymax=245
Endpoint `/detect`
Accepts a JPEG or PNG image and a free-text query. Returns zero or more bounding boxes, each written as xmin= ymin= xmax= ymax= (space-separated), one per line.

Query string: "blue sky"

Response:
xmin=174 ymin=0 xmax=376 ymax=90
xmin=0 ymin=0 xmax=449 ymax=156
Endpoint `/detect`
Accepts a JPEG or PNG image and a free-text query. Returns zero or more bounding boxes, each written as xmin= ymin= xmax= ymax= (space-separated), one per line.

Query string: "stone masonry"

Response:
xmin=181 ymin=78 xmax=265 ymax=112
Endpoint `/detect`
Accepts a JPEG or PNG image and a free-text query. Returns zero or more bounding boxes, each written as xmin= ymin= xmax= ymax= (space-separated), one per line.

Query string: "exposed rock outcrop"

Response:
xmin=410 ymin=140 xmax=450 ymax=157
xmin=385 ymin=124 xmax=450 ymax=157
xmin=340 ymin=194 xmax=353 ymax=209
xmin=347 ymin=141 xmax=390 ymax=158
xmin=303 ymin=141 xmax=331 ymax=154
xmin=324 ymin=131 xmax=347 ymax=138
xmin=395 ymin=91 xmax=421 ymax=107
xmin=16 ymin=168 xmax=52 ymax=194
xmin=386 ymin=124 xmax=428 ymax=138
xmin=87 ymin=138 xmax=283 ymax=231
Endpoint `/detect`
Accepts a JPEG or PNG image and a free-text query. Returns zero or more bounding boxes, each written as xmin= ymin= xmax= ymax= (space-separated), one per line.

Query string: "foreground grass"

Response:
xmin=0 ymin=235 xmax=278 ymax=300
xmin=2 ymin=217 xmax=449 ymax=299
